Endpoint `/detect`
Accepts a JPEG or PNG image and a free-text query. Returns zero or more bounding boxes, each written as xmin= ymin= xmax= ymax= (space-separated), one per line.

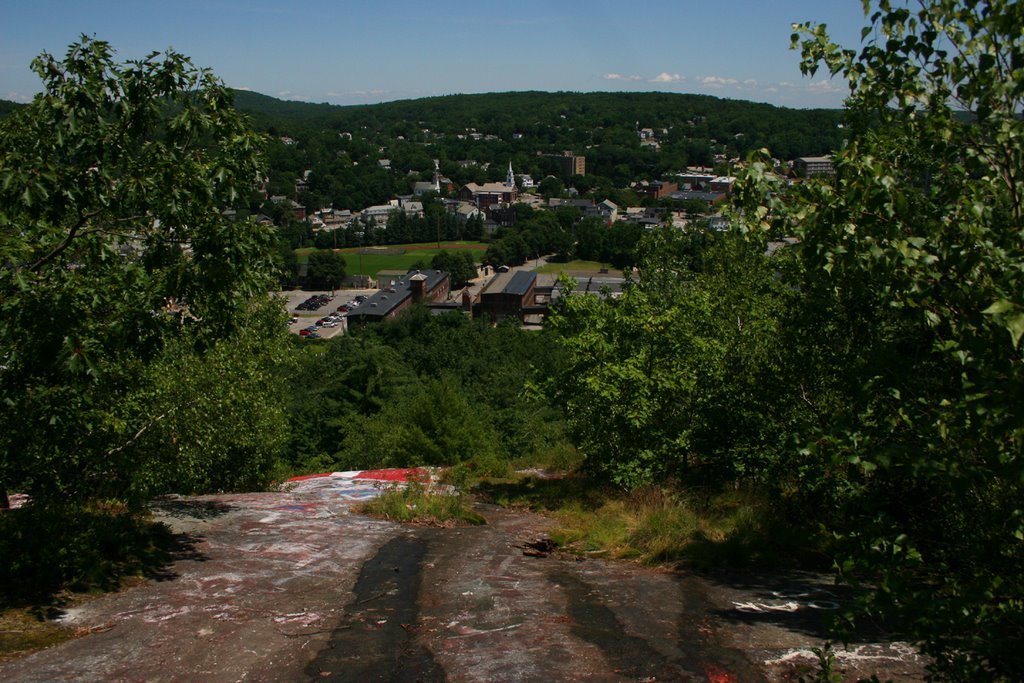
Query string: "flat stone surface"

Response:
xmin=0 ymin=477 xmax=927 ymax=682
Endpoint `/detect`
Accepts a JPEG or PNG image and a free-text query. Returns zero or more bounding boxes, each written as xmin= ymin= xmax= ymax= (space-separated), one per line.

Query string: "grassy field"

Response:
xmin=533 ymin=260 xmax=616 ymax=275
xmin=296 ymin=241 xmax=487 ymax=277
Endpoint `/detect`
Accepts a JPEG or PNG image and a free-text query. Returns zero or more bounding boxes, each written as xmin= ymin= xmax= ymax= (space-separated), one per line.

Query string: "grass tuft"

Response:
xmin=359 ymin=481 xmax=486 ymax=527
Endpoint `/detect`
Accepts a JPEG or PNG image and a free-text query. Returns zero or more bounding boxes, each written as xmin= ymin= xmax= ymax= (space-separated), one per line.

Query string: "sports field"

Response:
xmin=296 ymin=241 xmax=486 ymax=277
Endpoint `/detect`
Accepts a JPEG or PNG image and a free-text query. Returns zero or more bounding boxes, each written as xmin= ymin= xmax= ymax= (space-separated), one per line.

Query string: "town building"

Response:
xmin=361 ymin=202 xmax=397 ymax=225
xmin=675 ymin=173 xmax=717 ymax=190
xmin=634 ymin=180 xmax=679 ymax=200
xmin=667 ymin=190 xmax=728 ymax=208
xmin=516 ymin=173 xmax=536 ymax=189
xmin=413 ymin=180 xmax=439 ymax=195
xmin=550 ymin=274 xmax=628 ymax=303
xmin=457 ymin=161 xmax=520 ymax=209
xmin=709 ymin=176 xmax=736 ymax=194
xmin=346 ymin=270 xmax=451 ymax=324
xmin=544 ymin=152 xmax=586 ymax=179
xmin=270 ymin=195 xmax=306 ymax=220
xmin=458 ymin=182 xmax=519 ymax=209
xmin=477 ymin=270 xmax=537 ymax=323
xmin=793 ymin=156 xmax=835 ymax=177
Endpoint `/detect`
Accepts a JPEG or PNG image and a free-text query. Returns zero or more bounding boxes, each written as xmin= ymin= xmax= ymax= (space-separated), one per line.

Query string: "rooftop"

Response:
xmin=348 ymin=269 xmax=448 ymax=321
xmin=484 ymin=270 xmax=536 ymax=298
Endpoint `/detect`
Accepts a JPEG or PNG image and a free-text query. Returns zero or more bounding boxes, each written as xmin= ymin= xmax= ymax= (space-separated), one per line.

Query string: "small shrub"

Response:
xmin=442 ymin=453 xmax=513 ymax=491
xmin=531 ymin=441 xmax=583 ymax=473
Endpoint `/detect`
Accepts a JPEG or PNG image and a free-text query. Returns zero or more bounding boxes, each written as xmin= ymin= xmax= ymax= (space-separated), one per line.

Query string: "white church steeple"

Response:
xmin=506 ymin=160 xmax=515 ymax=187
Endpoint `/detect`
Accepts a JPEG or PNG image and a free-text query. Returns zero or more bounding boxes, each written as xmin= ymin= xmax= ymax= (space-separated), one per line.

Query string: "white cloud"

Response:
xmin=650 ymin=72 xmax=685 ymax=83
xmin=5 ymin=90 xmax=33 ymax=102
xmin=806 ymin=79 xmax=843 ymax=94
xmin=276 ymin=89 xmax=311 ymax=101
xmin=603 ymin=73 xmax=644 ymax=81
xmin=600 ymin=70 xmax=846 ymax=106
xmin=699 ymin=75 xmax=739 ymax=87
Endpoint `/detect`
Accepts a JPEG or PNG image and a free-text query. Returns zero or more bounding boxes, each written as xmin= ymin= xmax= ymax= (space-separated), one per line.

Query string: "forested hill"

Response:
xmin=229 ymin=90 xmax=844 ymax=209
xmin=2 ymin=90 xmax=843 ymax=160
xmin=0 ymin=100 xmax=26 ymax=119
xmin=231 ymin=89 xmax=843 ymax=161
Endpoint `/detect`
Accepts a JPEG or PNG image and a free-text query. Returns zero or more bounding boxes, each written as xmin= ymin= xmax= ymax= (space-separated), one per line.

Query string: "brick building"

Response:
xmin=346 ymin=270 xmax=451 ymax=324
xmin=477 ymin=270 xmax=537 ymax=322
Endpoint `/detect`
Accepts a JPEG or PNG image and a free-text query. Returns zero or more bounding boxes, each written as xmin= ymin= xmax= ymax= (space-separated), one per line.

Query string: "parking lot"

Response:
xmin=278 ymin=288 xmax=379 ymax=340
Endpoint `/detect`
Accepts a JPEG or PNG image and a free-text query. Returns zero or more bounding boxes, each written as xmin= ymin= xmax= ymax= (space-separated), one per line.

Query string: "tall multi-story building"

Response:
xmin=545 ymin=152 xmax=586 ymax=178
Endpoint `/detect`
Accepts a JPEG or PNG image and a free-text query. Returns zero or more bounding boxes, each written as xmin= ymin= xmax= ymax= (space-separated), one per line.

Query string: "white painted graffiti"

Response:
xmin=764 ymin=642 xmax=922 ymax=666
xmin=733 ymin=589 xmax=840 ymax=613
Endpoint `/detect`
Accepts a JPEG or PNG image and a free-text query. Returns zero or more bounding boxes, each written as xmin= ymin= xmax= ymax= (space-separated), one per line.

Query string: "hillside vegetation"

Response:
xmin=230 ymin=89 xmax=843 ymax=210
xmin=3 ymin=2 xmax=1023 ymax=678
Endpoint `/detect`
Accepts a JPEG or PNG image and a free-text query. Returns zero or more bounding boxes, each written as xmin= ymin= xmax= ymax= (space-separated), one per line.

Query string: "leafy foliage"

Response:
xmin=545 ymin=227 xmax=795 ymax=489
xmin=306 ymin=249 xmax=347 ymax=289
xmin=283 ymin=309 xmax=568 ymax=477
xmin=0 ymin=38 xmax=286 ymax=511
xmin=728 ymin=1 xmax=1024 ymax=678
xmin=542 ymin=2 xmax=1024 ymax=675
xmin=429 ymin=250 xmax=477 ymax=287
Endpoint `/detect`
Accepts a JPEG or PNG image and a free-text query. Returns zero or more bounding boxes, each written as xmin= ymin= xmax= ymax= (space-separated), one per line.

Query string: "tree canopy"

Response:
xmin=760 ymin=2 xmax=1024 ymax=676
xmin=307 ymin=249 xmax=347 ymax=290
xmin=0 ymin=37 xmax=288 ymax=513
xmin=548 ymin=1 xmax=1024 ymax=677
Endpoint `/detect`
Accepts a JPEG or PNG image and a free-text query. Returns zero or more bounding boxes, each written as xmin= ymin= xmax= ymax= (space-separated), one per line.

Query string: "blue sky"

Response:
xmin=1 ymin=1 xmax=871 ymax=109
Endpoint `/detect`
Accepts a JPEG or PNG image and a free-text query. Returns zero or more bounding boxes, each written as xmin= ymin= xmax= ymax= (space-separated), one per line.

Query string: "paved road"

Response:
xmin=0 ymin=474 xmax=927 ymax=682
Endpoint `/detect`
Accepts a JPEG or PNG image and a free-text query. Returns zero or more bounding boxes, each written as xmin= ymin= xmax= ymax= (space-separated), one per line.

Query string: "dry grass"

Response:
xmin=479 ymin=474 xmax=816 ymax=570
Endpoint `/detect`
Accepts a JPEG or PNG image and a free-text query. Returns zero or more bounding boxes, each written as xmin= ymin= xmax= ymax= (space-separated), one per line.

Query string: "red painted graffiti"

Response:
xmin=706 ymin=664 xmax=737 ymax=683
xmin=354 ymin=468 xmax=430 ymax=482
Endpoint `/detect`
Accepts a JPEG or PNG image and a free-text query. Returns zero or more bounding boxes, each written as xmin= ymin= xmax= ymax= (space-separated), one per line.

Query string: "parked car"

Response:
xmin=299 ymin=329 xmax=311 ymax=337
